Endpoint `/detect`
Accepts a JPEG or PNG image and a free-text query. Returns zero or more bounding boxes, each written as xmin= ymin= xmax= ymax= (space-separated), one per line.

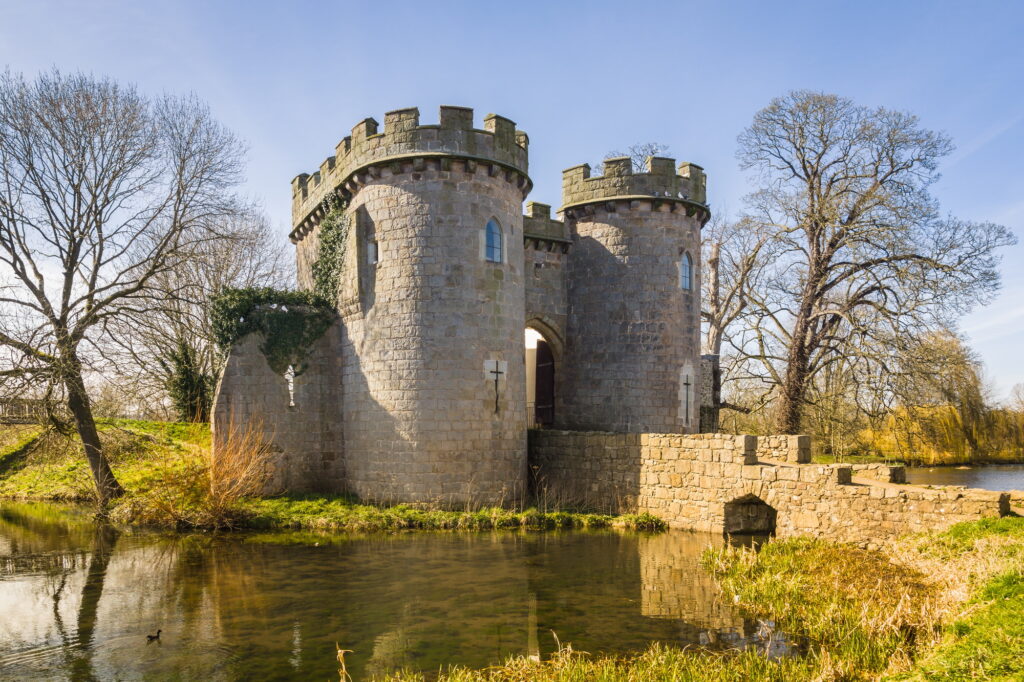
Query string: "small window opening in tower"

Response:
xmin=525 ymin=327 xmax=555 ymax=426
xmin=680 ymin=252 xmax=693 ymax=290
xmin=285 ymin=365 xmax=296 ymax=408
xmin=367 ymin=238 xmax=378 ymax=265
xmin=485 ymin=218 xmax=503 ymax=263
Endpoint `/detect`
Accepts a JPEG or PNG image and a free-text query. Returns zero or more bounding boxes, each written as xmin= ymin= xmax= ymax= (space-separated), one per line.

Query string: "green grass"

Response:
xmin=889 ymin=516 xmax=1024 ymax=681
xmin=897 ymin=571 xmax=1024 ymax=681
xmin=381 ymin=643 xmax=815 ymax=681
xmin=386 ymin=519 xmax=1024 ymax=682
xmin=0 ymin=425 xmax=42 ymax=475
xmin=919 ymin=516 xmax=1024 ymax=558
xmin=704 ymin=537 xmax=939 ymax=678
xmin=238 ymin=495 xmax=665 ymax=532
xmin=0 ymin=419 xmax=665 ymax=534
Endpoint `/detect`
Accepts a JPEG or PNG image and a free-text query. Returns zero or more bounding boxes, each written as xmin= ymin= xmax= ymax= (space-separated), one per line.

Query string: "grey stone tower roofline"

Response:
xmin=560 ymin=156 xmax=710 ymax=225
xmin=289 ymin=106 xmax=530 ymax=241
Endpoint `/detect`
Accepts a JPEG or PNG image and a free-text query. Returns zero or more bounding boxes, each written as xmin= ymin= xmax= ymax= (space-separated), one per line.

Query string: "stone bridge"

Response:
xmin=529 ymin=431 xmax=1011 ymax=545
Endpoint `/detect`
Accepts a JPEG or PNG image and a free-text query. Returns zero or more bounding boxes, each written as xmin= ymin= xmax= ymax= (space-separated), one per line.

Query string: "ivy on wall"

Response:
xmin=210 ymin=287 xmax=335 ymax=375
xmin=311 ymin=196 xmax=351 ymax=304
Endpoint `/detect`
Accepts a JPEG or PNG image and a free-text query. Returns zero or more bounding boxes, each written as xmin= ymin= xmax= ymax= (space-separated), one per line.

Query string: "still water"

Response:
xmin=0 ymin=503 xmax=783 ymax=681
xmin=905 ymin=464 xmax=1024 ymax=491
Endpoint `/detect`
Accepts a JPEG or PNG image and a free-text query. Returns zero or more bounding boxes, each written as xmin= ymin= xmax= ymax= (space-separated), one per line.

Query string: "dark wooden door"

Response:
xmin=535 ymin=340 xmax=555 ymax=426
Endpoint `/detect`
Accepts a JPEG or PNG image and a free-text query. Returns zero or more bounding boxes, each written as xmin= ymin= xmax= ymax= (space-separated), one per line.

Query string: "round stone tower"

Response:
xmin=559 ymin=156 xmax=709 ymax=433
xmin=289 ymin=106 xmax=531 ymax=505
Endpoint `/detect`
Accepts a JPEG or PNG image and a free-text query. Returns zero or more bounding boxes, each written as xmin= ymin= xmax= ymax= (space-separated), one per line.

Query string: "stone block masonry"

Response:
xmin=530 ymin=430 xmax=1009 ymax=543
xmin=212 ymin=327 xmax=345 ymax=494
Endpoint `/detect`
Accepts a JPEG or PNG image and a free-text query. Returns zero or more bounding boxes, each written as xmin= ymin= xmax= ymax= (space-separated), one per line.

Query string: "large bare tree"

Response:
xmin=111 ymin=209 xmax=292 ymax=421
xmin=736 ymin=90 xmax=1014 ymax=434
xmin=0 ymin=70 xmax=244 ymax=504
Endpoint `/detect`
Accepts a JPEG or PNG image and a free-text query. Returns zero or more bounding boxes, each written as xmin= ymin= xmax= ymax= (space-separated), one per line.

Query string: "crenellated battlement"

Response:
xmin=290 ymin=106 xmax=530 ymax=236
xmin=523 ymin=201 xmax=570 ymax=249
xmin=561 ymin=156 xmax=708 ymax=214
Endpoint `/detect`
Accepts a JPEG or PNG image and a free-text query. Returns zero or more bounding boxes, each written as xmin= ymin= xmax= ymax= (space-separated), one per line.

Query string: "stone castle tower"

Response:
xmin=213 ymin=106 xmax=711 ymax=505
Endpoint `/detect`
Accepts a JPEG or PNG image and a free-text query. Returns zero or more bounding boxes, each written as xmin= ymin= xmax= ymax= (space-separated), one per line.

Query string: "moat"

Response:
xmin=905 ymin=463 xmax=1024 ymax=490
xmin=0 ymin=503 xmax=782 ymax=681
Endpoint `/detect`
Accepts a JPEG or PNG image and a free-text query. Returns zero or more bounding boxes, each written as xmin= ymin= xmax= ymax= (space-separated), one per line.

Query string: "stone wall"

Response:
xmin=755 ymin=435 xmax=811 ymax=463
xmin=211 ymin=327 xmax=344 ymax=494
xmin=699 ymin=354 xmax=720 ymax=433
xmin=529 ymin=430 xmax=1009 ymax=543
xmin=851 ymin=463 xmax=907 ymax=484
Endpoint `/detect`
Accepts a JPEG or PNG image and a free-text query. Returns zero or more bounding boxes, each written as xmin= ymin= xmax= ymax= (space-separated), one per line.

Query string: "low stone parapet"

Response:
xmin=527 ymin=429 xmax=1011 ymax=542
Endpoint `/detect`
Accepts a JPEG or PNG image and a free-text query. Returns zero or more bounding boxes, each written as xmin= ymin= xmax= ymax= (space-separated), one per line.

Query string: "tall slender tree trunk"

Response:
xmin=706 ymin=242 xmax=723 ymax=355
xmin=62 ymin=352 xmax=124 ymax=506
xmin=777 ymin=313 xmax=811 ymax=435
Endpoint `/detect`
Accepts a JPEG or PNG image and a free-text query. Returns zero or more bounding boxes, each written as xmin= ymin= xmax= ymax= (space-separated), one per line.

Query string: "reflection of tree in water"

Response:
xmin=0 ymin=502 xmax=94 ymax=573
xmin=364 ymin=605 xmax=414 ymax=679
xmin=156 ymin=535 xmax=267 ymax=638
xmin=69 ymin=523 xmax=119 ymax=682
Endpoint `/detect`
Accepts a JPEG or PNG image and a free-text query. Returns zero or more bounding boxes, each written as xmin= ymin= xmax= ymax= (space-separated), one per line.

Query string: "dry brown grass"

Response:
xmin=110 ymin=418 xmax=273 ymax=529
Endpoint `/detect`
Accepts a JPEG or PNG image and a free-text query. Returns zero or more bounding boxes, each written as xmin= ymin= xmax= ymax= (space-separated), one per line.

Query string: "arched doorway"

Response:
xmin=723 ymin=494 xmax=777 ymax=536
xmin=525 ymin=327 xmax=555 ymax=426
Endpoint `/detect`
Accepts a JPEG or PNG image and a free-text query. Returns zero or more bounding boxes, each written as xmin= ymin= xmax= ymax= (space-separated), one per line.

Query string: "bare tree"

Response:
xmin=111 ymin=209 xmax=292 ymax=421
xmin=700 ymin=215 xmax=774 ymax=415
xmin=736 ymin=90 xmax=1015 ymax=433
xmin=0 ymin=70 xmax=244 ymax=504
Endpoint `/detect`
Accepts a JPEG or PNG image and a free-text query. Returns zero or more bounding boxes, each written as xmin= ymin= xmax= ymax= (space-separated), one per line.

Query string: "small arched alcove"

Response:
xmin=723 ymin=494 xmax=777 ymax=536
xmin=525 ymin=323 xmax=559 ymax=427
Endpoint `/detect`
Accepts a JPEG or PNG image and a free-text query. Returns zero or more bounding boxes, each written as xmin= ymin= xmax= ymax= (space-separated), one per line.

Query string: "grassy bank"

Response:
xmin=380 ymin=517 xmax=1024 ymax=681
xmin=0 ymin=420 xmax=664 ymax=533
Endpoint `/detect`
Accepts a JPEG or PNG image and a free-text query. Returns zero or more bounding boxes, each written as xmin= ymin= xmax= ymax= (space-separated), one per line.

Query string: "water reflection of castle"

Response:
xmin=638 ymin=532 xmax=742 ymax=630
xmin=1 ymin=505 xmax=788 ymax=680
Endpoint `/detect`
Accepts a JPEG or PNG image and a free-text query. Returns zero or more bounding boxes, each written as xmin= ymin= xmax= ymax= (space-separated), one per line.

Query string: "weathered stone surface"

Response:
xmin=559 ymin=194 xmax=704 ymax=433
xmin=211 ymin=327 xmax=344 ymax=494
xmin=219 ymin=105 xmax=1005 ymax=542
xmin=529 ymin=429 xmax=1010 ymax=542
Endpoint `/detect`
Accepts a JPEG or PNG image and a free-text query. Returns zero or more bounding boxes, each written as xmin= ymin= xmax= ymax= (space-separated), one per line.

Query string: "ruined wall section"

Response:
xmin=211 ymin=325 xmax=344 ymax=493
xmin=558 ymin=157 xmax=710 ymax=433
xmin=529 ymin=430 xmax=1009 ymax=543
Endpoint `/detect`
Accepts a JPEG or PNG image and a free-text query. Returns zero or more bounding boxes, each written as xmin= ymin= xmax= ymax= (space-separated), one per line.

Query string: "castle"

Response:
xmin=213 ymin=105 xmax=713 ymax=505
xmin=212 ymin=105 xmax=1013 ymax=539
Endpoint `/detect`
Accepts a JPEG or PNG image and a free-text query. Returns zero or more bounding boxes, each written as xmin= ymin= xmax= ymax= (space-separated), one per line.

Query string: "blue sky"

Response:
xmin=2 ymin=0 xmax=1023 ymax=397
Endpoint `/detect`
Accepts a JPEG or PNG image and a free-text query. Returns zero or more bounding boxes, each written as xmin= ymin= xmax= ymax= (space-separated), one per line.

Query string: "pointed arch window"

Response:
xmin=485 ymin=218 xmax=503 ymax=263
xmin=680 ymin=252 xmax=693 ymax=291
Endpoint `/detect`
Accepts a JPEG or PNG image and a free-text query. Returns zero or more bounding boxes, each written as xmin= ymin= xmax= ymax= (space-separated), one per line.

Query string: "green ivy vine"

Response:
xmin=311 ymin=196 xmax=351 ymax=304
xmin=209 ymin=287 xmax=335 ymax=375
